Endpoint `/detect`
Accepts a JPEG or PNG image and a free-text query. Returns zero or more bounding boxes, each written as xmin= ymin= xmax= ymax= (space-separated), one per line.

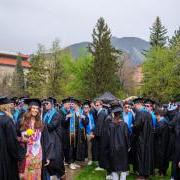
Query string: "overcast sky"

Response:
xmin=0 ymin=0 xmax=179 ymax=54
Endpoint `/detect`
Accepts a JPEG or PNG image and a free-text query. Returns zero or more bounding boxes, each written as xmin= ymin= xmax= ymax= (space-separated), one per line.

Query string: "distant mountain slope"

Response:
xmin=65 ymin=37 xmax=150 ymax=65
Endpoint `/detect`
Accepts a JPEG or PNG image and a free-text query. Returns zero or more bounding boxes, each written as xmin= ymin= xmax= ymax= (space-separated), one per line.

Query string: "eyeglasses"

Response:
xmin=95 ymin=104 xmax=100 ymax=107
xmin=124 ymin=106 xmax=129 ymax=109
xmin=145 ymin=105 xmax=151 ymax=108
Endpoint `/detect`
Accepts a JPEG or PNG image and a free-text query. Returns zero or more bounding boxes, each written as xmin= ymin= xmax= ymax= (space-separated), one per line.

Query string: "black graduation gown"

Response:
xmin=167 ymin=110 xmax=177 ymax=162
xmin=76 ymin=114 xmax=88 ymax=161
xmin=154 ymin=119 xmax=169 ymax=175
xmin=0 ymin=112 xmax=20 ymax=180
xmin=133 ymin=110 xmax=154 ymax=176
xmin=44 ymin=111 xmax=65 ymax=177
xmin=41 ymin=126 xmax=56 ymax=180
xmin=173 ymin=112 xmax=180 ymax=180
xmin=94 ymin=109 xmax=109 ymax=169
xmin=61 ymin=110 xmax=87 ymax=163
xmin=108 ymin=121 xmax=130 ymax=172
xmin=98 ymin=114 xmax=111 ymax=171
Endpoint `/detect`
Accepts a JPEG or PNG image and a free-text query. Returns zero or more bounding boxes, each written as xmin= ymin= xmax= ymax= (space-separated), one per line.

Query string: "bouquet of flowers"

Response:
xmin=25 ymin=128 xmax=34 ymax=137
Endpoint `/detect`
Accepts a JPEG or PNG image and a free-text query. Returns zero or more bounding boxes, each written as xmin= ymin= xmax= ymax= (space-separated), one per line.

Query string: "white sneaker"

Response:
xmin=69 ymin=163 xmax=76 ymax=170
xmin=95 ymin=167 xmax=104 ymax=171
xmin=87 ymin=161 xmax=93 ymax=165
xmin=64 ymin=162 xmax=68 ymax=166
xmin=73 ymin=163 xmax=81 ymax=168
xmin=106 ymin=175 xmax=113 ymax=180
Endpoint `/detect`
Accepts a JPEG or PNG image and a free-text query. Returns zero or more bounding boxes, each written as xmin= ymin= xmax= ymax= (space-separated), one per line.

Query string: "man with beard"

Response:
xmin=133 ymin=97 xmax=154 ymax=180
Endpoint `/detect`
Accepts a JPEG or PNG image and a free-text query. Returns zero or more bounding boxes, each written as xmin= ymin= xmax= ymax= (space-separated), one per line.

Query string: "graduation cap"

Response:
xmin=0 ymin=97 xmax=11 ymax=105
xmin=24 ymin=98 xmax=41 ymax=108
xmin=110 ymin=101 xmax=123 ymax=113
xmin=46 ymin=97 xmax=57 ymax=104
xmin=83 ymin=100 xmax=91 ymax=107
xmin=70 ymin=97 xmax=81 ymax=105
xmin=10 ymin=97 xmax=19 ymax=105
xmin=18 ymin=96 xmax=29 ymax=104
xmin=62 ymin=97 xmax=71 ymax=104
xmin=111 ymin=106 xmax=123 ymax=113
xmin=132 ymin=97 xmax=144 ymax=104
xmin=144 ymin=98 xmax=156 ymax=105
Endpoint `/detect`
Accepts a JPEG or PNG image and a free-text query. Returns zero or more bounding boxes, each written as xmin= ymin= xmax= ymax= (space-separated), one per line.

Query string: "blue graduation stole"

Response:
xmin=70 ymin=109 xmax=76 ymax=134
xmin=88 ymin=113 xmax=95 ymax=131
xmin=61 ymin=106 xmax=67 ymax=115
xmin=77 ymin=108 xmax=84 ymax=130
xmin=140 ymin=106 xmax=147 ymax=112
xmin=44 ymin=108 xmax=57 ymax=124
xmin=151 ymin=111 xmax=157 ymax=128
xmin=0 ymin=112 xmax=5 ymax=116
xmin=123 ymin=112 xmax=133 ymax=134
xmin=13 ymin=109 xmax=20 ymax=122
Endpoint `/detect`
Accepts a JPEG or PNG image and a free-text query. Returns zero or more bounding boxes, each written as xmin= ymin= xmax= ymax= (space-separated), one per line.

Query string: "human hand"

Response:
xmin=66 ymin=114 xmax=73 ymax=118
xmin=178 ymin=162 xmax=180 ymax=168
xmin=44 ymin=159 xmax=50 ymax=166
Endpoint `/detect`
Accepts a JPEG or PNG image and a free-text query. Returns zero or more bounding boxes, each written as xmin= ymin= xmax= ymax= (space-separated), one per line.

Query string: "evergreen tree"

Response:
xmin=86 ymin=17 xmax=121 ymax=98
xmin=11 ymin=55 xmax=25 ymax=96
xmin=150 ymin=16 xmax=168 ymax=47
xmin=169 ymin=27 xmax=180 ymax=48
xmin=26 ymin=45 xmax=47 ymax=98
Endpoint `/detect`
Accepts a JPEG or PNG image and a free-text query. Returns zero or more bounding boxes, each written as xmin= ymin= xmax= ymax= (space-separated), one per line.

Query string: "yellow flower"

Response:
xmin=26 ymin=129 xmax=34 ymax=136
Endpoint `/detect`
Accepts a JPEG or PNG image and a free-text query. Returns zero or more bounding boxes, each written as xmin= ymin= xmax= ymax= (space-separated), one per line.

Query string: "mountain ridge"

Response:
xmin=65 ymin=37 xmax=150 ymax=65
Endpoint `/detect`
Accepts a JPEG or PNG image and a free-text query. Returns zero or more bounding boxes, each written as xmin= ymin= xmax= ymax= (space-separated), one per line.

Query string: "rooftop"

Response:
xmin=0 ymin=51 xmax=31 ymax=68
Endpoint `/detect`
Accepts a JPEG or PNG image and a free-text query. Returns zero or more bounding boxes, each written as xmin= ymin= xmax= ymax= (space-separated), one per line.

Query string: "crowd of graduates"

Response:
xmin=0 ymin=95 xmax=180 ymax=180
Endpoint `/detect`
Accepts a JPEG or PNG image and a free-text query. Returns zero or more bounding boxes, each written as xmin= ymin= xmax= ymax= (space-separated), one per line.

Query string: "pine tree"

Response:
xmin=169 ymin=27 xmax=180 ymax=48
xmin=11 ymin=55 xmax=25 ymax=96
xmin=86 ymin=17 xmax=121 ymax=98
xmin=150 ymin=16 xmax=168 ymax=47
xmin=26 ymin=45 xmax=47 ymax=98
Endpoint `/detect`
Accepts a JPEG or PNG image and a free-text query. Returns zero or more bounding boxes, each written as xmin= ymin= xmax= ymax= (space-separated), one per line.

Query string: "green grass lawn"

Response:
xmin=75 ymin=163 xmax=172 ymax=180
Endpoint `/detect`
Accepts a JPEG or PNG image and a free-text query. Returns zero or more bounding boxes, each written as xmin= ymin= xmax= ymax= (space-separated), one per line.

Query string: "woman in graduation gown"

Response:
xmin=17 ymin=99 xmax=54 ymax=180
xmin=0 ymin=97 xmax=20 ymax=180
xmin=108 ymin=105 xmax=130 ymax=180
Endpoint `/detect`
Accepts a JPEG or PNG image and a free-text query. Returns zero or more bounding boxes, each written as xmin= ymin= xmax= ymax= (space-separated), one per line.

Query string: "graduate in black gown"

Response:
xmin=133 ymin=97 xmax=154 ymax=179
xmin=108 ymin=105 xmax=130 ymax=180
xmin=173 ymin=111 xmax=180 ymax=180
xmin=59 ymin=97 xmax=71 ymax=165
xmin=154 ymin=109 xmax=169 ymax=176
xmin=93 ymin=100 xmax=108 ymax=171
xmin=60 ymin=97 xmax=85 ymax=170
xmin=0 ymin=97 xmax=20 ymax=180
xmin=43 ymin=97 xmax=65 ymax=179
